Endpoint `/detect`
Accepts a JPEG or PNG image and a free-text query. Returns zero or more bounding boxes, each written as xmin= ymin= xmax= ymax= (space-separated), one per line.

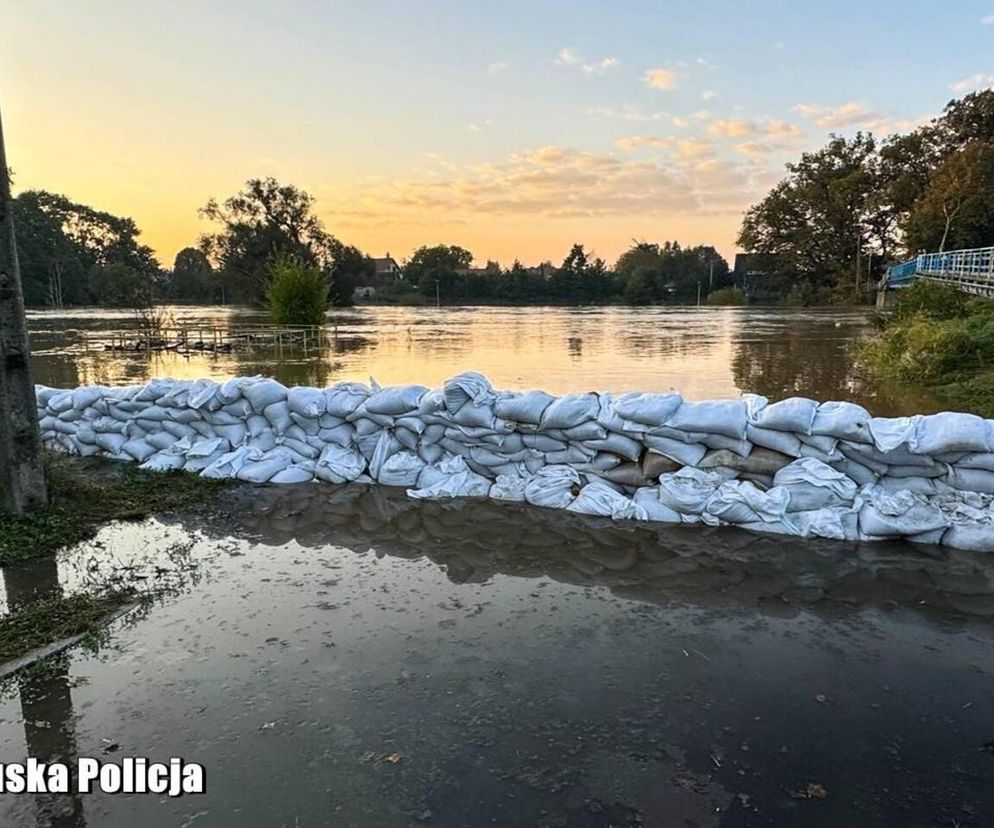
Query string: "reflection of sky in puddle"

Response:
xmin=28 ymin=304 xmax=942 ymax=415
xmin=2 ymin=485 xmax=994 ymax=825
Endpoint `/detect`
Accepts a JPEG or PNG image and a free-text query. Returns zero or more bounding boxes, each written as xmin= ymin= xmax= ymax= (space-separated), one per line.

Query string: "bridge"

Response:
xmin=880 ymin=246 xmax=994 ymax=301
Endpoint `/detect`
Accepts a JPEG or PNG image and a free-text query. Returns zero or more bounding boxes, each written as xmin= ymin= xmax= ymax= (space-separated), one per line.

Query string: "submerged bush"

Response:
xmin=707 ymin=287 xmax=746 ymax=306
xmin=265 ymin=254 xmax=328 ymax=326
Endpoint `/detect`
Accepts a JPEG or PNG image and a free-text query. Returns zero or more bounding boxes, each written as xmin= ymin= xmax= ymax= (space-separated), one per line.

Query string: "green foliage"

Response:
xmin=403 ymin=244 xmax=474 ymax=298
xmin=325 ymin=239 xmax=372 ymax=306
xmin=707 ymin=287 xmax=746 ymax=305
xmin=615 ymin=241 xmax=729 ymax=304
xmin=0 ymin=453 xmax=224 ymax=566
xmin=892 ymin=280 xmax=967 ymax=321
xmin=738 ymin=89 xmax=994 ymax=300
xmin=265 ymin=254 xmax=329 ymax=326
xmin=13 ymin=190 xmax=160 ymax=307
xmin=88 ymin=263 xmax=150 ymax=308
xmin=170 ymin=247 xmax=215 ymax=302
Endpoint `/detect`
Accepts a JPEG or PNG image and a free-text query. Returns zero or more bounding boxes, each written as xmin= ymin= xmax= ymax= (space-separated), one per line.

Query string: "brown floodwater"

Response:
xmin=27 ymin=304 xmax=941 ymax=415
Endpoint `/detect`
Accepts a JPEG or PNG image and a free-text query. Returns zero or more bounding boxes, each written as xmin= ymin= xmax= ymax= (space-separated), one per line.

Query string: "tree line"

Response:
xmin=11 ymin=177 xmax=732 ymax=310
xmin=738 ymin=89 xmax=994 ymax=303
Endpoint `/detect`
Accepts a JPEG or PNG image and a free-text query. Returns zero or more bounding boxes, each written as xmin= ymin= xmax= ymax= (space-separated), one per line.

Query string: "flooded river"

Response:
xmin=4 ymin=305 xmax=989 ymax=826
xmin=27 ymin=304 xmax=940 ymax=415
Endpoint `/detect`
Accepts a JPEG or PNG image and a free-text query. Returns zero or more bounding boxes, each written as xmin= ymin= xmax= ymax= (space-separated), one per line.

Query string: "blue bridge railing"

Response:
xmin=883 ymin=246 xmax=994 ymax=292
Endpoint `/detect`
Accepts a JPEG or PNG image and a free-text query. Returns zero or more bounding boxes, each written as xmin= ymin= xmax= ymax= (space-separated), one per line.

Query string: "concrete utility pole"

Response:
xmin=0 ymin=103 xmax=47 ymax=514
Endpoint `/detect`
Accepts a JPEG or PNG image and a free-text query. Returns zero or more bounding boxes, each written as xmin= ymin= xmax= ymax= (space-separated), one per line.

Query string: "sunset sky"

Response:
xmin=3 ymin=0 xmax=993 ymax=269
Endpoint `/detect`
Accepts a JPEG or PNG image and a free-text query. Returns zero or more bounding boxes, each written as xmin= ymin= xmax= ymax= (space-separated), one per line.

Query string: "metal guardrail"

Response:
xmin=884 ymin=246 xmax=994 ymax=291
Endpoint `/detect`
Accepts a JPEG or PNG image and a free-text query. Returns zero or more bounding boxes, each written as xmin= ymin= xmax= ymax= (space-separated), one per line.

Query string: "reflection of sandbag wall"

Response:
xmin=35 ymin=372 xmax=994 ymax=551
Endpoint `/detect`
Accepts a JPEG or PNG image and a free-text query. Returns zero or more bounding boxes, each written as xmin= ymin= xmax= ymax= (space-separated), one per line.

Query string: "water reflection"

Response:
xmin=27 ymin=305 xmax=943 ymax=415
xmin=178 ymin=484 xmax=994 ymax=628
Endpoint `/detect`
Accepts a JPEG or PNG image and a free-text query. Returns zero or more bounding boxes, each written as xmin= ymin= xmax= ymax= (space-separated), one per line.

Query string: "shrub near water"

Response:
xmin=862 ymin=280 xmax=994 ymax=414
xmin=707 ymin=287 xmax=746 ymax=305
xmin=265 ymin=254 xmax=329 ymax=326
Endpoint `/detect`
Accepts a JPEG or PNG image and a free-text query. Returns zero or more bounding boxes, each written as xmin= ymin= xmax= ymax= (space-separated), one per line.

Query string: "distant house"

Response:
xmin=525 ymin=261 xmax=558 ymax=279
xmin=371 ymin=254 xmax=403 ymax=281
xmin=733 ymin=252 xmax=781 ymax=299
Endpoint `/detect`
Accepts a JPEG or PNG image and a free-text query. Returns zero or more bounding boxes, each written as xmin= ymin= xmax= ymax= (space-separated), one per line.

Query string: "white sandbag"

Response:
xmin=450 ymin=401 xmax=497 ymax=429
xmin=911 ymin=412 xmax=992 ymax=455
xmin=700 ymin=432 xmax=752 ymax=457
xmin=242 ymin=378 xmax=288 ymax=413
xmin=71 ymin=386 xmax=107 ymax=411
xmin=369 ymin=432 xmax=402 ymax=480
xmin=94 ymin=432 xmax=127 ymax=456
xmin=407 ymin=456 xmax=492 ymax=499
xmin=47 ymin=391 xmax=74 ymax=413
xmin=566 ymin=480 xmax=641 ymax=520
xmin=873 ymin=475 xmax=947 ymax=495
xmin=394 ymin=427 xmax=419 ymax=451
xmin=887 ymin=461 xmax=946 ymax=479
xmin=366 ymin=384 xmax=429 ymax=416
xmin=237 ymin=450 xmax=294 ymax=484
xmin=631 ymin=487 xmax=682 ymax=523
xmin=377 ymin=451 xmax=426 ymax=487
xmin=657 ymin=467 xmax=725 ymax=515
xmin=666 ymin=400 xmax=747 ymax=439
xmin=746 ymin=425 xmax=803 ymax=457
xmin=145 ymin=431 xmax=179 ymax=451
xmin=792 ymin=506 xmax=859 ymax=541
xmin=944 ymin=467 xmax=994 ymax=495
xmin=611 ymin=392 xmax=682 ymax=427
xmin=188 ymin=379 xmax=221 ymax=409
xmin=201 ymin=446 xmax=262 ymax=479
xmin=187 ymin=436 xmax=228 ymax=458
xmin=798 ymin=434 xmax=838 ymax=454
xmin=139 ymin=451 xmax=186 ymax=472
xmin=184 ymin=449 xmax=229 ymax=473
xmin=547 ymin=446 xmax=595 ymax=466
xmin=210 ymin=422 xmax=245 ymax=447
xmin=643 ymin=435 xmax=706 ymax=467
xmin=325 ymin=382 xmax=371 ymax=418
xmin=954 ymin=453 xmax=994 ymax=472
xmin=703 ymin=480 xmax=790 ymax=525
xmin=524 ymin=465 xmax=582 ymax=510
xmin=750 ymin=397 xmax=818 ymax=434
xmin=120 ymin=438 xmax=156 ymax=462
xmin=834 ymin=458 xmax=878 ymax=487
xmin=942 ymin=524 xmax=994 ymax=552
xmin=858 ymin=488 xmax=948 ymax=537
xmin=489 ymin=474 xmax=529 ymax=502
xmin=287 ymin=386 xmax=326 ymax=418
xmin=218 ymin=377 xmax=246 ymax=405
xmin=811 ymin=401 xmax=872 ymax=443
xmin=443 ymin=372 xmax=494 ymax=412
xmin=280 ymin=437 xmax=319 ymax=460
xmin=773 ymin=458 xmax=858 ymax=512
xmin=869 ymin=416 xmax=919 ymax=452
xmin=495 ymin=390 xmax=555 ymax=425
xmin=521 ymin=433 xmax=567 ymax=453
xmin=418 ymin=442 xmax=444 ymax=465
xmin=270 ymin=464 xmax=316 ymax=484
xmin=540 ymin=394 xmax=600 ymax=429
xmin=261 ymin=401 xmax=292 ymax=435
xmin=581 ymin=433 xmax=642 ymax=462
xmin=563 ymin=421 xmax=607 ymax=442
xmin=315 ymin=445 xmax=367 ymax=484
xmin=395 ymin=416 xmax=426 ymax=435
xmin=799 ymin=443 xmax=841 ymax=463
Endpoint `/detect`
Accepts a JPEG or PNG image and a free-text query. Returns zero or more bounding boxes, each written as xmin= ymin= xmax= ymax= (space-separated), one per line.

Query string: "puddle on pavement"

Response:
xmin=1 ymin=483 xmax=993 ymax=826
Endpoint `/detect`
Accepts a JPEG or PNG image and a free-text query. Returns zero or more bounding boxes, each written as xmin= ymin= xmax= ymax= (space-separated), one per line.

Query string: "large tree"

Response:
xmin=325 ymin=239 xmax=372 ymax=307
xmin=403 ymin=244 xmax=473 ymax=299
xmin=170 ymin=247 xmax=215 ymax=302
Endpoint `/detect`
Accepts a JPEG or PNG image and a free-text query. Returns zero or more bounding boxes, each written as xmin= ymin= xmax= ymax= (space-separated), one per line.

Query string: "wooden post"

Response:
xmin=0 ymin=104 xmax=47 ymax=514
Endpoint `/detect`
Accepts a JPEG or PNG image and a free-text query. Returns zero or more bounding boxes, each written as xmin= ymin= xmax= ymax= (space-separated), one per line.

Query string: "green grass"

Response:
xmin=0 ymin=589 xmax=136 ymax=664
xmin=707 ymin=287 xmax=747 ymax=306
xmin=0 ymin=453 xmax=225 ymax=566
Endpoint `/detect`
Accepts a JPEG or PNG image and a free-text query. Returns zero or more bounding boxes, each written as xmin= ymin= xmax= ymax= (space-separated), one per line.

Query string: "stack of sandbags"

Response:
xmin=34 ymin=373 xmax=994 ymax=552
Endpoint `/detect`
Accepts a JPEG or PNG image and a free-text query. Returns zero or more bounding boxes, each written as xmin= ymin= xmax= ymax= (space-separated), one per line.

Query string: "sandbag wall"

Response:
xmin=34 ymin=372 xmax=994 ymax=552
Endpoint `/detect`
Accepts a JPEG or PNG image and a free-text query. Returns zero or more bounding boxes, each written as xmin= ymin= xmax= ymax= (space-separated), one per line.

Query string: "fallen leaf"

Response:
xmin=385 ymin=752 xmax=403 ymax=764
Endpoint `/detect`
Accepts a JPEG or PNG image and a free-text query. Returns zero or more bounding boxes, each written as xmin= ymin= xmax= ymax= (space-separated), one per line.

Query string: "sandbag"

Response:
xmin=942 ymin=524 xmax=994 ymax=552
xmin=657 ymin=467 xmax=725 ymax=515
xmin=869 ymin=416 xmax=918 ymax=452
xmin=641 ymin=451 xmax=681 ymax=479
xmin=494 ymin=390 xmax=555 ymax=425
xmin=703 ymin=480 xmax=790 ymax=525
xmin=325 ymin=383 xmax=370 ymax=418
xmin=792 ymin=506 xmax=859 ymax=541
xmin=944 ymin=467 xmax=994 ymax=495
xmin=242 ymin=378 xmax=288 ymax=413
xmin=631 ymin=487 xmax=681 ymax=523
xmin=443 ymin=372 xmax=494 ymax=412
xmin=611 ymin=392 xmax=682 ymax=427
xmin=594 ymin=461 xmax=650 ymax=487
xmin=699 ymin=447 xmax=792 ymax=476
xmin=858 ymin=488 xmax=948 ymax=537
xmin=750 ymin=397 xmax=818 ymax=434
xmin=700 ymin=432 xmax=752 ymax=457
xmin=263 ymin=401 xmax=293 ymax=434
xmin=366 ymin=384 xmax=428 ymax=416
xmin=120 ymin=438 xmax=156 ymax=462
xmin=139 ymin=451 xmax=186 ymax=472
xmin=911 ymin=412 xmax=992 ymax=455
xmin=489 ymin=474 xmax=529 ymax=502
xmin=811 ymin=401 xmax=872 ymax=443
xmin=540 ymin=394 xmax=600 ymax=429
xmin=666 ymin=400 xmax=747 ymax=439
xmin=581 ymin=433 xmax=642 ymax=462
xmin=288 ymin=387 xmax=327 ymax=418
xmin=315 ymin=445 xmax=367 ymax=484
xmin=773 ymin=458 xmax=858 ymax=512
xmin=643 ymin=435 xmax=706 ymax=467
xmin=566 ymin=480 xmax=640 ymax=520
xmin=407 ymin=456 xmax=491 ymax=499
xmin=377 ymin=451 xmax=426 ymax=487
xmin=524 ymin=465 xmax=582 ymax=509
xmin=746 ymin=425 xmax=803 ymax=457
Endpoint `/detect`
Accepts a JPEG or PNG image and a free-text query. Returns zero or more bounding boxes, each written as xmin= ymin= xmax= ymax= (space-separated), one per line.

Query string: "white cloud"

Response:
xmin=708 ymin=118 xmax=756 ymax=138
xmin=643 ymin=68 xmax=680 ymax=90
xmin=673 ymin=137 xmax=714 ymax=160
xmin=950 ymin=72 xmax=994 ymax=92
xmin=793 ymin=101 xmax=881 ymax=128
xmin=585 ymin=105 xmax=668 ymax=121
xmin=556 ymin=48 xmax=619 ymax=75
xmin=762 ymin=118 xmax=803 ymax=139
xmin=671 ymin=116 xmax=689 ymax=128
xmin=614 ymin=135 xmax=673 ymax=150
xmin=487 ymin=60 xmax=508 ymax=75
xmin=701 ymin=89 xmax=718 ymax=101
xmin=982 ymin=13 xmax=994 ymax=24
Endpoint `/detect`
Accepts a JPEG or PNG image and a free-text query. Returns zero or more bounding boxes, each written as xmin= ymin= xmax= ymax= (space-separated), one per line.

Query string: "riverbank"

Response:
xmin=860 ymin=281 xmax=994 ymax=416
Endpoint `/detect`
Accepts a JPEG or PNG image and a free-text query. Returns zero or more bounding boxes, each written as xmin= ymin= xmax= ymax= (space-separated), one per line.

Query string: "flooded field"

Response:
xmin=27 ymin=304 xmax=940 ymax=415
xmin=1 ymin=486 xmax=993 ymax=826
xmin=5 ymin=305 xmax=987 ymax=826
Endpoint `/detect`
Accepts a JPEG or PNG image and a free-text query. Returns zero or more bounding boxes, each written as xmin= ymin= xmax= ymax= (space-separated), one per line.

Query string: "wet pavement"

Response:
xmin=2 ymin=484 xmax=994 ymax=826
